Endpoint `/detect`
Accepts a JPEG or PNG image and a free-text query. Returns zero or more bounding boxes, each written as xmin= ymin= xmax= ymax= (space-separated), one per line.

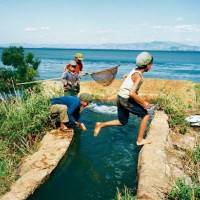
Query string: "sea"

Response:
xmin=0 ymin=48 xmax=199 ymax=82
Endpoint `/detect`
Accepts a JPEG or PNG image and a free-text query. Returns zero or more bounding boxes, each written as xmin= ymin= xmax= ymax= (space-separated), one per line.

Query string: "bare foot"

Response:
xmin=94 ymin=122 xmax=102 ymax=137
xmin=136 ymin=139 xmax=152 ymax=146
xmin=60 ymin=125 xmax=69 ymax=132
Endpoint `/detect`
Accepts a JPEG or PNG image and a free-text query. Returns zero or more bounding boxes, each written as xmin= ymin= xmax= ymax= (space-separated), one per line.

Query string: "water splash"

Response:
xmin=88 ymin=103 xmax=117 ymax=115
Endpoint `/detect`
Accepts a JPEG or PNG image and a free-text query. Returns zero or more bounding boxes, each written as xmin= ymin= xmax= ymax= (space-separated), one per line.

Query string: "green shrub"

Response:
xmin=1 ymin=46 xmax=40 ymax=89
xmin=0 ymin=91 xmax=51 ymax=153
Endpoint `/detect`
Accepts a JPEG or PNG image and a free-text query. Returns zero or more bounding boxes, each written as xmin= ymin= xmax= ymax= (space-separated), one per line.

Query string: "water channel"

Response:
xmin=28 ymin=102 xmax=154 ymax=200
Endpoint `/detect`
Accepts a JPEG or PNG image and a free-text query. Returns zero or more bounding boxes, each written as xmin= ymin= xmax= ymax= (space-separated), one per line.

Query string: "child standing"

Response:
xmin=94 ymin=52 xmax=154 ymax=146
xmin=62 ymin=60 xmax=80 ymax=96
xmin=63 ymin=53 xmax=84 ymax=74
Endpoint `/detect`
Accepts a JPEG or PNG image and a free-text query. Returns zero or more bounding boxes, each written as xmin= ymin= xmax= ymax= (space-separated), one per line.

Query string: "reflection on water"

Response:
xmin=28 ymin=102 xmax=154 ymax=200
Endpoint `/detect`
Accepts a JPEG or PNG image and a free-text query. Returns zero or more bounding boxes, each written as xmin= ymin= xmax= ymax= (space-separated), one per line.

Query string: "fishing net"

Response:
xmin=89 ymin=65 xmax=119 ymax=86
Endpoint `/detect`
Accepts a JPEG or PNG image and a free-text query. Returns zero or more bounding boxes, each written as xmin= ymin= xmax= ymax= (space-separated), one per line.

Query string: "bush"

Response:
xmin=0 ymin=90 xmax=51 ymax=153
xmin=1 ymin=46 xmax=40 ymax=85
xmin=0 ymin=67 xmax=17 ymax=93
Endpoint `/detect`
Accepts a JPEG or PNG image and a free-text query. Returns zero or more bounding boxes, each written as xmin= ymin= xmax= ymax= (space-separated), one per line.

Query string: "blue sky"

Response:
xmin=1 ymin=0 xmax=200 ymax=45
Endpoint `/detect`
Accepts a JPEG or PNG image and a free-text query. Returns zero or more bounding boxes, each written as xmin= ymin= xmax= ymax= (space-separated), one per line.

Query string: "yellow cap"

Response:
xmin=74 ymin=53 xmax=84 ymax=61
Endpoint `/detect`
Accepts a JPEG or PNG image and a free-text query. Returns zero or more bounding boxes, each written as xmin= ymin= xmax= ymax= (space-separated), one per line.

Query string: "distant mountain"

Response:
xmin=90 ymin=41 xmax=200 ymax=51
xmin=1 ymin=41 xmax=200 ymax=51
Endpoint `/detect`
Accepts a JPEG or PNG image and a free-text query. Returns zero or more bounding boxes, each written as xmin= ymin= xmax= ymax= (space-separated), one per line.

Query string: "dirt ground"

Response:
xmin=43 ymin=78 xmax=197 ymax=106
xmin=80 ymin=78 xmax=196 ymax=105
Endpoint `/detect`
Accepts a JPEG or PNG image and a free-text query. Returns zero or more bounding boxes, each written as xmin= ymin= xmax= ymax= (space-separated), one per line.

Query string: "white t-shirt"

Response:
xmin=117 ymin=69 xmax=143 ymax=99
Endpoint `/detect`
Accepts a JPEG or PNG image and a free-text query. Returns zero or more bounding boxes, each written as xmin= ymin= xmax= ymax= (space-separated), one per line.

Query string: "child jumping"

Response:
xmin=94 ymin=51 xmax=154 ymax=146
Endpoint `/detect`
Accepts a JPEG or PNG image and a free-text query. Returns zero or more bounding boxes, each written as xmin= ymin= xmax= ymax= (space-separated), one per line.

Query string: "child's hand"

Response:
xmin=75 ymin=122 xmax=87 ymax=131
xmin=68 ymin=81 xmax=72 ymax=85
xmin=74 ymin=81 xmax=79 ymax=86
xmin=143 ymin=101 xmax=151 ymax=109
xmin=80 ymin=123 xmax=87 ymax=131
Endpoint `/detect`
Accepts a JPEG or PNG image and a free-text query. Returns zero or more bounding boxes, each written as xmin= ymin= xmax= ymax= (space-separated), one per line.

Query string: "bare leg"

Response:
xmin=136 ymin=114 xmax=151 ymax=146
xmin=94 ymin=120 xmax=123 ymax=137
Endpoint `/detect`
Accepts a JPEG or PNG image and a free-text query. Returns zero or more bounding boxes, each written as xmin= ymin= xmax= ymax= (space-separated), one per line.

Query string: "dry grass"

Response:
xmin=48 ymin=78 xmax=197 ymax=105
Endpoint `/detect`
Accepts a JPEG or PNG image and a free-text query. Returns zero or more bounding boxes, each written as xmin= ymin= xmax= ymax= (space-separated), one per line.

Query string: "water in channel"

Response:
xmin=28 ymin=102 xmax=154 ymax=200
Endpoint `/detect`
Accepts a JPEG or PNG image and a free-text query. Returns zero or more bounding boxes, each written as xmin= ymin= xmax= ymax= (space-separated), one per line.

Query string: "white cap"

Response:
xmin=68 ymin=60 xmax=76 ymax=66
xmin=136 ymin=52 xmax=153 ymax=68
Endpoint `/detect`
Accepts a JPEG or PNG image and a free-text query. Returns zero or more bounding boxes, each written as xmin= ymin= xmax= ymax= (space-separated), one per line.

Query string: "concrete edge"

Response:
xmin=136 ymin=111 xmax=170 ymax=200
xmin=0 ymin=130 xmax=74 ymax=200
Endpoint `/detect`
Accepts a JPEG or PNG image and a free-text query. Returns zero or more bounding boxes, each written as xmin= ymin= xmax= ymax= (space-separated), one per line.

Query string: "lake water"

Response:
xmin=1 ymin=48 xmax=199 ymax=82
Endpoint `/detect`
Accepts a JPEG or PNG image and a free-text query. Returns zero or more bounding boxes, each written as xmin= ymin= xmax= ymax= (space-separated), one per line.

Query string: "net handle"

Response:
xmin=16 ymin=65 xmax=120 ymax=86
xmin=16 ymin=77 xmax=62 ymax=86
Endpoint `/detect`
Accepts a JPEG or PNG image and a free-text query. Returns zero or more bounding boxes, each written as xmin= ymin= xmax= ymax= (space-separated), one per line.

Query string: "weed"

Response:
xmin=194 ymin=83 xmax=200 ymax=108
xmin=168 ymin=178 xmax=200 ymax=200
xmin=115 ymin=186 xmax=136 ymax=200
xmin=156 ymin=94 xmax=189 ymax=134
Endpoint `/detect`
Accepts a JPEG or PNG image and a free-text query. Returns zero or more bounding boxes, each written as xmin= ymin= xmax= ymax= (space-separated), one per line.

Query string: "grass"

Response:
xmin=0 ymin=85 xmax=61 ymax=195
xmin=115 ymin=186 xmax=136 ymax=200
xmin=168 ymin=143 xmax=200 ymax=200
xmin=168 ymin=178 xmax=200 ymax=200
xmin=156 ymin=94 xmax=190 ymax=134
xmin=194 ymin=83 xmax=200 ymax=109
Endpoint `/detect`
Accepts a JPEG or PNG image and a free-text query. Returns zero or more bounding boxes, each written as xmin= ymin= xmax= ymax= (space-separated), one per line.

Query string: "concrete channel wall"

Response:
xmin=0 ymin=130 xmax=74 ymax=200
xmin=137 ymin=111 xmax=170 ymax=200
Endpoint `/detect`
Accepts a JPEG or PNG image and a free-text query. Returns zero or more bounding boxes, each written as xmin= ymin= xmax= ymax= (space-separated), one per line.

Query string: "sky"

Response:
xmin=0 ymin=0 xmax=200 ymax=46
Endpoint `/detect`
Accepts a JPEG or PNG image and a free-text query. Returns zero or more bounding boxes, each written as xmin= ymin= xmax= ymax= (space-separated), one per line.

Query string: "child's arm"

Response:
xmin=129 ymin=73 xmax=151 ymax=109
xmin=63 ymin=64 xmax=69 ymax=72
xmin=61 ymin=72 xmax=69 ymax=86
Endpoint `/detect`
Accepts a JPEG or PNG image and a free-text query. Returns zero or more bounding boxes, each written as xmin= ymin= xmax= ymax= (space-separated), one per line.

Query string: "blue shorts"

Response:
xmin=117 ymin=95 xmax=148 ymax=125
